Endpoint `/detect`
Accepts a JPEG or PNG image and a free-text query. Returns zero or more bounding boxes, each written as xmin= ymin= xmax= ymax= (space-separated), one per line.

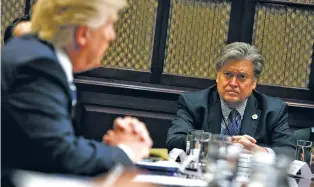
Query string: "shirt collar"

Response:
xmin=220 ymin=97 xmax=248 ymax=120
xmin=54 ymin=46 xmax=73 ymax=83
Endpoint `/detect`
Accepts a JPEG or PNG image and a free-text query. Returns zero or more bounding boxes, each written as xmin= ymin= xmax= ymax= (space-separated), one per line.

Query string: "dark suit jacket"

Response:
xmin=1 ymin=35 xmax=132 ymax=176
xmin=166 ymin=85 xmax=296 ymax=158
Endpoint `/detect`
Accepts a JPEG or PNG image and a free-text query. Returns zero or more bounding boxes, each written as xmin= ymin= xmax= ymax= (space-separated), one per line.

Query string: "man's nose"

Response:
xmin=229 ymin=77 xmax=238 ymax=88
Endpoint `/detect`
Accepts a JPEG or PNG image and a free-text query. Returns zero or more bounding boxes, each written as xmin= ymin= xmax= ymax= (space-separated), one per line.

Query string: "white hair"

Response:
xmin=31 ymin=0 xmax=126 ymax=47
xmin=216 ymin=42 xmax=264 ymax=78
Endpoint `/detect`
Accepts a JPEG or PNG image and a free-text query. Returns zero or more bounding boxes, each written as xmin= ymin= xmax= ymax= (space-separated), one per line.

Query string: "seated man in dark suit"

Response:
xmin=2 ymin=0 xmax=152 ymax=176
xmin=3 ymin=0 xmax=36 ymax=44
xmin=166 ymin=42 xmax=295 ymax=158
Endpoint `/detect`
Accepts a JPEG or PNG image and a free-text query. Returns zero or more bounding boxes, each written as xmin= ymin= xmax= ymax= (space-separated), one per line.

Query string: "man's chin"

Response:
xmin=223 ymin=96 xmax=240 ymax=103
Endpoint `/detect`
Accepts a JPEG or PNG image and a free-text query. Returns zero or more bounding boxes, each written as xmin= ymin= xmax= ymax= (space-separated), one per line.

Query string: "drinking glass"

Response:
xmin=186 ymin=129 xmax=204 ymax=155
xmin=295 ymin=140 xmax=313 ymax=171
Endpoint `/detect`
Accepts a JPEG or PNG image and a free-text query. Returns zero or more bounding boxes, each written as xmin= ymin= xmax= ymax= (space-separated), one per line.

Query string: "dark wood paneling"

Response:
xmin=77 ymin=68 xmax=152 ymax=83
xmin=79 ymin=105 xmax=174 ymax=148
xmin=288 ymin=105 xmax=314 ymax=128
xmin=25 ymin=0 xmax=31 ymax=14
xmin=227 ymin=0 xmax=244 ymax=43
xmin=150 ymin=0 xmax=171 ymax=84
xmin=240 ymin=0 xmax=256 ymax=44
xmin=79 ymin=91 xmax=177 ymax=114
xmin=75 ymin=76 xmax=182 ymax=101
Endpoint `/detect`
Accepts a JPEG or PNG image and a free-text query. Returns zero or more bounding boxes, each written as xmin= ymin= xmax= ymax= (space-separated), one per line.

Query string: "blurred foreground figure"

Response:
xmin=2 ymin=0 xmax=152 ymax=176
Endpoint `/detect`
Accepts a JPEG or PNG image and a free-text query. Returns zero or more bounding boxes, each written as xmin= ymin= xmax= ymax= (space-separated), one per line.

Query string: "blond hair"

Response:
xmin=31 ymin=0 xmax=126 ymax=45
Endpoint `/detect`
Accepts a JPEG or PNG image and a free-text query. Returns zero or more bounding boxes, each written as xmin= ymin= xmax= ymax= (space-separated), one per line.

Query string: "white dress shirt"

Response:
xmin=220 ymin=97 xmax=275 ymax=156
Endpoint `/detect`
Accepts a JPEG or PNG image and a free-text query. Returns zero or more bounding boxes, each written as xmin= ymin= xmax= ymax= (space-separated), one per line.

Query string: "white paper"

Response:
xmin=287 ymin=177 xmax=312 ymax=187
xmin=133 ymin=174 xmax=208 ymax=186
xmin=286 ymin=177 xmax=298 ymax=187
xmin=236 ymin=154 xmax=253 ymax=182
xmin=236 ymin=167 xmax=252 ymax=182
xmin=168 ymin=148 xmax=187 ymax=162
xmin=288 ymin=160 xmax=312 ymax=179
xmin=136 ymin=160 xmax=180 ymax=169
xmin=237 ymin=154 xmax=252 ymax=168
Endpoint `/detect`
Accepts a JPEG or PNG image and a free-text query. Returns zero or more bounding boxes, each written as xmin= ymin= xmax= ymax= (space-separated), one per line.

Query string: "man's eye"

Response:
xmin=224 ymin=72 xmax=233 ymax=77
xmin=225 ymin=72 xmax=231 ymax=76
xmin=239 ymin=74 xmax=247 ymax=79
xmin=239 ymin=74 xmax=245 ymax=78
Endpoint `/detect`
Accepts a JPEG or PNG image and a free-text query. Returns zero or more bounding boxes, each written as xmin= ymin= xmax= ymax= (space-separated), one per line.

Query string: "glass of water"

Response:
xmin=295 ymin=140 xmax=313 ymax=169
xmin=186 ymin=129 xmax=204 ymax=155
xmin=197 ymin=132 xmax=212 ymax=167
xmin=190 ymin=131 xmax=212 ymax=173
xmin=205 ymin=134 xmax=242 ymax=185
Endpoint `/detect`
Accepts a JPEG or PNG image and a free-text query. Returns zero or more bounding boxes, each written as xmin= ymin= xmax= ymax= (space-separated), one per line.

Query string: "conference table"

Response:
xmin=2 ymin=167 xmax=314 ymax=187
xmin=138 ymin=171 xmax=314 ymax=187
xmin=134 ymin=165 xmax=314 ymax=187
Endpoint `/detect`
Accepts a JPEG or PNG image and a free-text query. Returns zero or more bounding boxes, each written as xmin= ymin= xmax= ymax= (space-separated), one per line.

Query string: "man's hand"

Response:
xmin=103 ymin=117 xmax=153 ymax=162
xmin=104 ymin=130 xmax=150 ymax=162
xmin=110 ymin=116 xmax=153 ymax=147
xmin=13 ymin=21 xmax=32 ymax=37
xmin=232 ymin=135 xmax=267 ymax=153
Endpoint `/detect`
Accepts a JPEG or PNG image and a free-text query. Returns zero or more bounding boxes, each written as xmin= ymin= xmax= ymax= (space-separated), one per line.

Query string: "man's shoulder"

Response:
xmin=181 ymin=86 xmax=214 ymax=98
xmin=2 ymin=36 xmax=66 ymax=90
xmin=2 ymin=35 xmax=59 ymax=76
xmin=253 ymin=90 xmax=287 ymax=110
xmin=2 ymin=35 xmax=57 ymax=63
xmin=180 ymin=86 xmax=217 ymax=105
xmin=181 ymin=87 xmax=210 ymax=97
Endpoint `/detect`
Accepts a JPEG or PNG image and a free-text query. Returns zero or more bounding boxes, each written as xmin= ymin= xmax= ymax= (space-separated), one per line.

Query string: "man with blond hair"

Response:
xmin=2 ymin=0 xmax=152 ymax=175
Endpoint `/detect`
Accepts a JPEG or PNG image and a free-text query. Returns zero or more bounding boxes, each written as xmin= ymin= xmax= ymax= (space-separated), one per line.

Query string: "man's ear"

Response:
xmin=76 ymin=26 xmax=89 ymax=48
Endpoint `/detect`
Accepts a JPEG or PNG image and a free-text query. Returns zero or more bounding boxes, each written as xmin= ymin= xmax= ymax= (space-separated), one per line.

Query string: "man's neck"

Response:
xmin=223 ymin=99 xmax=243 ymax=109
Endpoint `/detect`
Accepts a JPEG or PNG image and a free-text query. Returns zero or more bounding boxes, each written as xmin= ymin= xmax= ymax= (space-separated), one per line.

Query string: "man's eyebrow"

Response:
xmin=238 ymin=72 xmax=248 ymax=75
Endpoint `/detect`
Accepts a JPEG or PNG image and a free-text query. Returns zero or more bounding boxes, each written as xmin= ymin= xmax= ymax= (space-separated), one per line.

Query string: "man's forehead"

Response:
xmin=221 ymin=60 xmax=254 ymax=72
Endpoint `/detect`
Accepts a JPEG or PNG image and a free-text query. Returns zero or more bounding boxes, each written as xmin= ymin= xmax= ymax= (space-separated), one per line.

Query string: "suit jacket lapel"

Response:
xmin=206 ymin=90 xmax=222 ymax=134
xmin=240 ymin=93 xmax=261 ymax=137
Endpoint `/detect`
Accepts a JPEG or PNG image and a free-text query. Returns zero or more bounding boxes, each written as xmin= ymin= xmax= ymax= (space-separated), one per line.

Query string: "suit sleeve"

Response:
xmin=8 ymin=60 xmax=132 ymax=176
xmin=166 ymin=94 xmax=196 ymax=151
xmin=270 ymin=103 xmax=296 ymax=158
